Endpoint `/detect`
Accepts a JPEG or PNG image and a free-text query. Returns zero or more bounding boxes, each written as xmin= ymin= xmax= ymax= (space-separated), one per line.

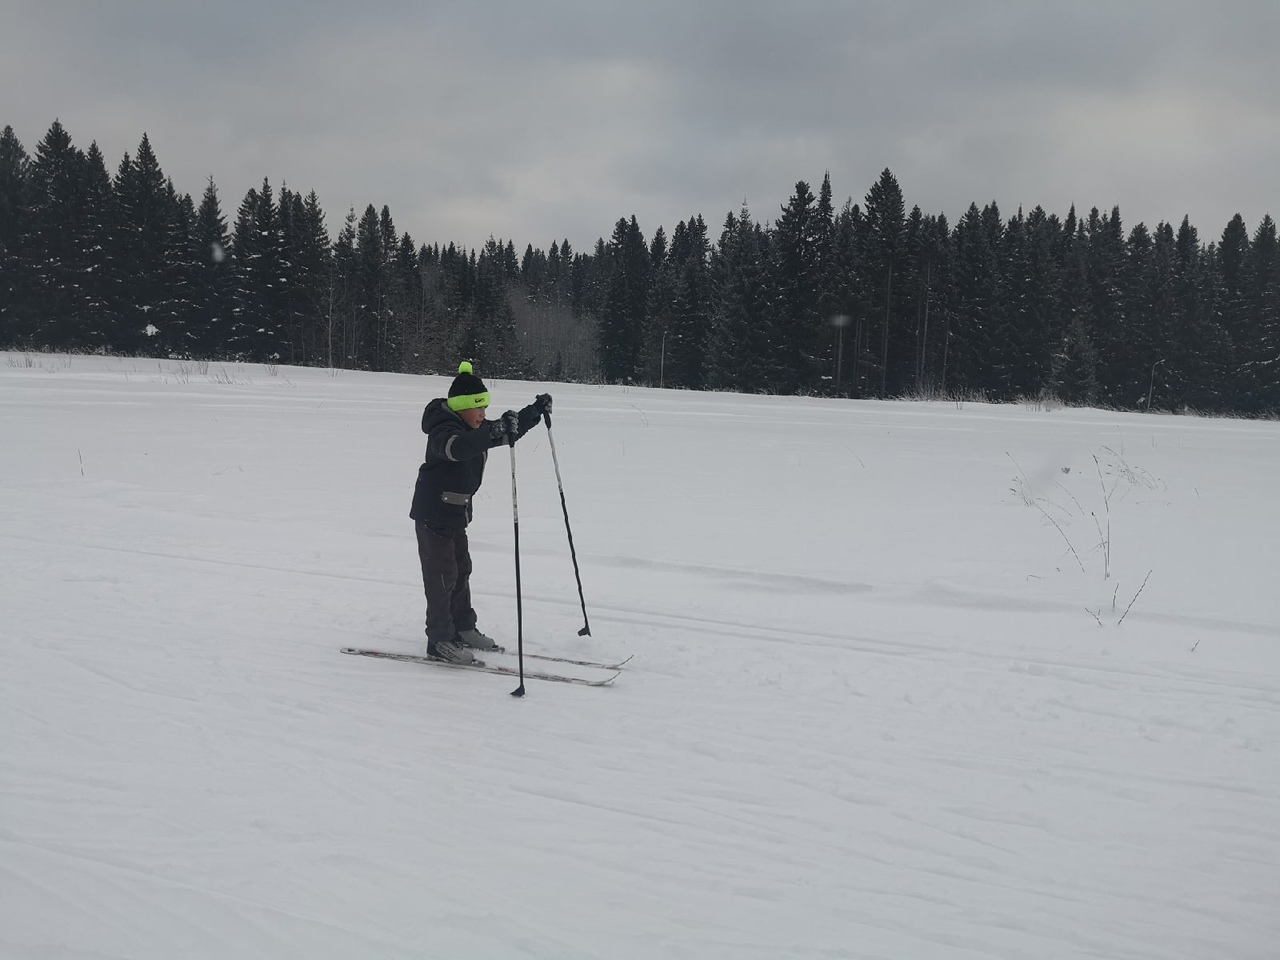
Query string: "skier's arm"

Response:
xmin=515 ymin=400 xmax=542 ymax=437
xmin=426 ymin=420 xmax=506 ymax=463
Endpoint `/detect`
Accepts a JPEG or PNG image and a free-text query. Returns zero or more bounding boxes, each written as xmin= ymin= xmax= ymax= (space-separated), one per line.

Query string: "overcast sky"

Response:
xmin=4 ymin=1 xmax=1277 ymax=252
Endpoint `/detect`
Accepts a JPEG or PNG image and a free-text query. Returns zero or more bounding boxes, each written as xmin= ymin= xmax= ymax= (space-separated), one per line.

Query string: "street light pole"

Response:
xmin=660 ymin=328 xmax=667 ymax=389
xmin=1147 ymin=358 xmax=1166 ymax=411
xmin=832 ymin=315 xmax=851 ymax=395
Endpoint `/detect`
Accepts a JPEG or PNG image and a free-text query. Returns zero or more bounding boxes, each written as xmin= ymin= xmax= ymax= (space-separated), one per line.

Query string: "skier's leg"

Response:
xmin=416 ymin=521 xmax=459 ymax=647
xmin=450 ymin=525 xmax=477 ymax=634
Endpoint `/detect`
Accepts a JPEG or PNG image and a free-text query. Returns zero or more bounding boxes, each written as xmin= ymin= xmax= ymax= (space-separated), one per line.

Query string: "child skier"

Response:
xmin=410 ymin=361 xmax=550 ymax=664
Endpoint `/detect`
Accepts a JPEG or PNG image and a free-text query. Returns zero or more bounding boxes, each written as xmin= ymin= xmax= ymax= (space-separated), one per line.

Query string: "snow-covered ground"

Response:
xmin=2 ymin=352 xmax=1278 ymax=959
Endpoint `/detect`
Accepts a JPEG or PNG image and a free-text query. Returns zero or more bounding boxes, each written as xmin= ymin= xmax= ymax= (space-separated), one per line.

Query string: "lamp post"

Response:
xmin=832 ymin=315 xmax=851 ymax=394
xmin=1146 ymin=358 xmax=1166 ymax=411
xmin=660 ymin=328 xmax=667 ymax=389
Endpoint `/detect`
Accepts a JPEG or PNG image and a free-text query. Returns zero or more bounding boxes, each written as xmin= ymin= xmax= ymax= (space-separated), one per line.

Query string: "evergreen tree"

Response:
xmin=78 ymin=142 xmax=116 ymax=347
xmin=228 ymin=186 xmax=261 ymax=357
xmin=1169 ymin=216 xmax=1230 ymax=410
xmin=998 ymin=208 xmax=1053 ymax=399
xmin=1086 ymin=206 xmax=1127 ymax=405
xmin=1053 ymin=211 xmax=1097 ymax=403
xmin=521 ymin=243 xmax=545 ymax=295
xmin=557 ymin=238 xmax=574 ymax=305
xmin=392 ymin=231 xmax=423 ymax=370
xmin=1216 ymin=213 xmax=1252 ymax=408
xmin=1248 ymin=215 xmax=1280 ymax=409
xmin=191 ymin=177 xmax=232 ymax=357
xmin=354 ymin=203 xmax=389 ymax=369
xmin=1118 ymin=221 xmax=1158 ymax=408
xmin=665 ymin=215 xmax=712 ymax=389
xmin=156 ymin=181 xmax=198 ymax=356
xmin=0 ymin=125 xmax=32 ymax=344
xmin=467 ymin=240 xmax=524 ymax=376
xmin=812 ymin=173 xmax=840 ymax=388
xmin=599 ymin=216 xmax=649 ymax=382
xmin=1143 ymin=222 xmax=1179 ymax=409
xmin=906 ymin=209 xmax=953 ymax=394
xmin=833 ymin=201 xmax=870 ymax=395
xmin=860 ymin=169 xmax=908 ymax=395
xmin=103 ymin=135 xmax=174 ymax=354
xmin=328 ymin=207 xmax=359 ymax=368
xmin=649 ymin=225 xmax=668 ymax=269
xmin=228 ymin=178 xmax=286 ymax=360
xmin=707 ymin=206 xmax=778 ymax=391
xmin=119 ymin=134 xmax=176 ymax=353
xmin=26 ymin=120 xmax=87 ymax=347
xmin=295 ymin=191 xmax=332 ymax=366
xmin=948 ymin=202 xmax=1002 ymax=396
xmin=773 ymin=180 xmax=821 ymax=391
xmin=642 ymin=225 xmax=677 ymax=385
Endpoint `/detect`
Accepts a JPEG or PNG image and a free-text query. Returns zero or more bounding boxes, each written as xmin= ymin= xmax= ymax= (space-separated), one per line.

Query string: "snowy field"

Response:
xmin=2 ymin=352 xmax=1279 ymax=960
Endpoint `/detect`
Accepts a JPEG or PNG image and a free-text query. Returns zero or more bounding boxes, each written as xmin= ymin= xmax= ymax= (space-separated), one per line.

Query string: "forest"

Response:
xmin=2 ymin=119 xmax=1277 ymax=414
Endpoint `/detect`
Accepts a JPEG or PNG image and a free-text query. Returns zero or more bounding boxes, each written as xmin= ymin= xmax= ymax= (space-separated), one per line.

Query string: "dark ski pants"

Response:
xmin=416 ymin=521 xmax=478 ymax=646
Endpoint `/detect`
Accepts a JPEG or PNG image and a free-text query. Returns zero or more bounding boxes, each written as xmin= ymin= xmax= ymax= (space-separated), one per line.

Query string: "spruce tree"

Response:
xmin=1086 ymin=206 xmax=1127 ymax=405
xmin=0 ymin=125 xmax=32 ymax=345
xmin=393 ymin=231 xmax=423 ymax=371
xmin=773 ymin=180 xmax=821 ymax=391
xmin=812 ymin=173 xmax=839 ymax=387
xmin=948 ymin=203 xmax=1002 ymax=397
xmin=228 ymin=186 xmax=261 ymax=358
xmin=1053 ymin=212 xmax=1097 ymax=404
xmin=468 ymin=240 xmax=524 ymax=376
xmin=192 ymin=177 xmax=232 ymax=357
xmin=111 ymin=135 xmax=173 ymax=354
xmin=599 ymin=216 xmax=649 ymax=382
xmin=1248 ymin=215 xmax=1280 ymax=409
xmin=861 ymin=169 xmax=908 ymax=395
xmin=157 ymin=181 xmax=198 ymax=356
xmin=666 ymin=215 xmax=712 ymax=389
xmin=294 ymin=190 xmax=332 ymax=366
xmin=1170 ymin=216 xmax=1230 ymax=410
xmin=1142 ymin=222 xmax=1179 ymax=409
xmin=27 ymin=120 xmax=86 ymax=347
xmin=79 ymin=143 xmax=116 ymax=348
xmin=228 ymin=179 xmax=286 ymax=361
xmin=643 ymin=227 xmax=677 ymax=385
xmin=832 ymin=201 xmax=870 ymax=395
xmin=329 ymin=207 xmax=358 ymax=368
xmin=354 ymin=203 xmax=390 ymax=369
xmin=1216 ymin=213 xmax=1252 ymax=409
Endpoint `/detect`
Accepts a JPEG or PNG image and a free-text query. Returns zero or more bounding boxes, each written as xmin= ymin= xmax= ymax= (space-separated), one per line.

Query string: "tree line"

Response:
xmin=2 ymin=119 xmax=1277 ymax=414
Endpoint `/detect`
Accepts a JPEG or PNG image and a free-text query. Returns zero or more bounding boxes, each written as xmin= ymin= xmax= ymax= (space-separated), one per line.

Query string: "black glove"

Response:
xmin=535 ymin=393 xmax=553 ymax=416
xmin=488 ymin=409 xmax=519 ymax=444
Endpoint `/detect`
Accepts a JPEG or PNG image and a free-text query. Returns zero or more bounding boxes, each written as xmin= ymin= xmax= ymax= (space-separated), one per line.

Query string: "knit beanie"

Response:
xmin=446 ymin=361 xmax=490 ymax=412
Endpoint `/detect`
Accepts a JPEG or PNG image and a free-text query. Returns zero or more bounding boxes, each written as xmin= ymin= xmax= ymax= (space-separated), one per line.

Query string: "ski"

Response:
xmin=340 ymin=647 xmax=619 ymax=686
xmin=493 ymin=648 xmax=633 ymax=671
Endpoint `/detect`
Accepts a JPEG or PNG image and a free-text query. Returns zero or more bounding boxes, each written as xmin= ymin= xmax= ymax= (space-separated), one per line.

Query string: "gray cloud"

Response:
xmin=3 ymin=0 xmax=1276 ymax=251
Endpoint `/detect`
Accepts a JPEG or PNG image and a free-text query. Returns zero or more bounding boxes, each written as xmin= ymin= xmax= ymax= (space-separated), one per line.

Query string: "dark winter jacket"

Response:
xmin=409 ymin=397 xmax=541 ymax=528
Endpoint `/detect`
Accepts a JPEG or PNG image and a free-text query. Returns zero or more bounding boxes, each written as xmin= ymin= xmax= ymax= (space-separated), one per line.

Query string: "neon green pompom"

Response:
xmin=458 ymin=360 xmax=474 ymax=375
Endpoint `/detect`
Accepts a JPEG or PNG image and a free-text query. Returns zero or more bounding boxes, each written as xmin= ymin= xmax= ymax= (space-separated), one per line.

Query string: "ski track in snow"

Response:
xmin=2 ymin=354 xmax=1279 ymax=959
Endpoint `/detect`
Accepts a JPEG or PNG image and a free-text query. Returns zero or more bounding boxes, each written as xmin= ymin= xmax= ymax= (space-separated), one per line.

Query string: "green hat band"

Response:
xmin=448 ymin=391 xmax=490 ymax=412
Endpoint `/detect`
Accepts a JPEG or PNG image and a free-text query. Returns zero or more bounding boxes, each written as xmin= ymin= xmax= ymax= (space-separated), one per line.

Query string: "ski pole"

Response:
xmin=508 ymin=433 xmax=525 ymax=698
xmin=544 ymin=411 xmax=591 ymax=636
